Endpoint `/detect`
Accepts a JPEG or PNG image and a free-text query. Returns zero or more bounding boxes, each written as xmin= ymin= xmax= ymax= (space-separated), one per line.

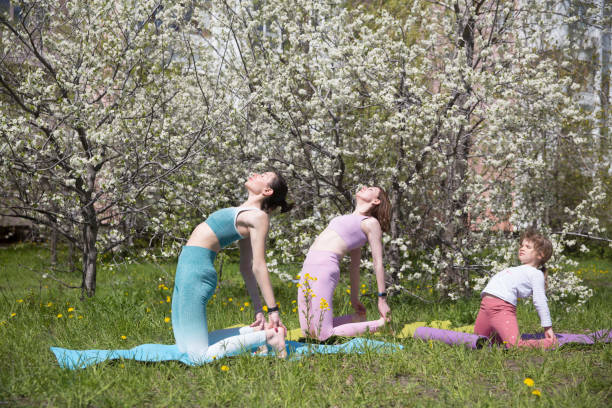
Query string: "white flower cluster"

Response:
xmin=0 ymin=0 xmax=606 ymax=304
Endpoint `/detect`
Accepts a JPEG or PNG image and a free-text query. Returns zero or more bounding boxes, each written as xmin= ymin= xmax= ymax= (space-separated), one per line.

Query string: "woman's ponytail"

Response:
xmin=261 ymin=171 xmax=293 ymax=214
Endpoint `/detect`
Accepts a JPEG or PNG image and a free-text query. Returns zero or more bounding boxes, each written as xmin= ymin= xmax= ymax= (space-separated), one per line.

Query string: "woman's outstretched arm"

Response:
xmin=364 ymin=218 xmax=390 ymax=320
xmin=238 ymin=238 xmax=265 ymax=328
xmin=248 ymin=211 xmax=284 ymax=328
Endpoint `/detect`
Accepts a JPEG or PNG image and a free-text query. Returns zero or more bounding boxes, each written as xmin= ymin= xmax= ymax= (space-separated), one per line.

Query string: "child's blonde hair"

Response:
xmin=520 ymin=227 xmax=553 ymax=284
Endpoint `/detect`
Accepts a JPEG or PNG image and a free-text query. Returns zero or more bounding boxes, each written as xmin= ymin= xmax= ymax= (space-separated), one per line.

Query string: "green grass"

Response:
xmin=0 ymin=243 xmax=610 ymax=407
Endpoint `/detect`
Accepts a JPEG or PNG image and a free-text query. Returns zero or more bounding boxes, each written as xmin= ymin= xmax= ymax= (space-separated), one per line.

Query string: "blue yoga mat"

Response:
xmin=51 ymin=338 xmax=403 ymax=370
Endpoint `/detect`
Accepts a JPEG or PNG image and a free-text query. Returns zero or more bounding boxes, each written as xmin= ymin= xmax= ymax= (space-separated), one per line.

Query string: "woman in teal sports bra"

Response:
xmin=172 ymin=171 xmax=292 ymax=362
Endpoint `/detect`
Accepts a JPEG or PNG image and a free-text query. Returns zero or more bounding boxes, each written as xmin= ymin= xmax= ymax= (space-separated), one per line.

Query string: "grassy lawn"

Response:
xmin=1 ymin=243 xmax=610 ymax=407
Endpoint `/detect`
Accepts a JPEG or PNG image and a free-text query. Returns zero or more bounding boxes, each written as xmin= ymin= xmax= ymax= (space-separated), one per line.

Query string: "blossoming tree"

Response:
xmin=1 ymin=0 xmax=607 ymax=306
xmin=189 ymin=0 xmax=606 ymax=303
xmin=0 ymin=1 xmax=232 ymax=296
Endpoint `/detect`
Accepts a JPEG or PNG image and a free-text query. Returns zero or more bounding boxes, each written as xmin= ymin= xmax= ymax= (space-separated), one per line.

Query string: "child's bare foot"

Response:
xmin=266 ymin=329 xmax=287 ymax=359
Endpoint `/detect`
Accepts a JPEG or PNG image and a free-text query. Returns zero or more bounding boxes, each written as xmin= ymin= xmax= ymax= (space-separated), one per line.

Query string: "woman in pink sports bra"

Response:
xmin=297 ymin=186 xmax=392 ymax=340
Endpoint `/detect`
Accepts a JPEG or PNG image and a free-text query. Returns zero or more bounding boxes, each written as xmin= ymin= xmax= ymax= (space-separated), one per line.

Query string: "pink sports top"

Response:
xmin=327 ymin=214 xmax=369 ymax=251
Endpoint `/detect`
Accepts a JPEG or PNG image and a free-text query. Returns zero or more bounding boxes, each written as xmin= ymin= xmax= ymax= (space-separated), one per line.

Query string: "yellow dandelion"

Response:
xmin=292 ymin=300 xmax=296 ymax=304
xmin=296 ymin=283 xmax=301 ymax=288
xmin=228 ymin=298 xmax=233 ymax=302
xmin=120 ymin=364 xmax=125 ymax=368
xmin=17 ymin=299 xmax=23 ymax=303
xmin=78 ymin=315 xmax=83 ymax=319
xmin=146 ymin=308 xmax=151 ymax=313
xmin=532 ymin=389 xmax=541 ymax=397
xmin=68 ymin=314 xmax=74 ymax=318
xmin=11 ymin=313 xmax=17 ymax=317
xmin=361 ymin=284 xmax=366 ymax=288
xmin=46 ymin=302 xmax=53 ymax=307
xmin=213 ymin=294 xmax=216 ymax=298
xmin=262 ymin=305 xmax=268 ymax=312
xmin=159 ymin=300 xmax=164 ymax=304
xmin=523 ymin=378 xmax=535 ymax=387
xmin=67 ymin=307 xmax=74 ymax=312
xmin=166 ymin=296 xmax=171 ymax=303
xmin=221 ymin=365 xmax=229 ymax=371
xmin=292 ymin=308 xmax=297 ymax=313
xmin=240 ymin=307 xmax=245 ymax=311
xmin=121 ymin=335 xmax=127 ymax=340
xmin=361 ymin=289 xmax=366 ymax=294
xmin=164 ymin=317 xmax=171 ymax=323
xmin=346 ymin=289 xmax=350 ymax=295
xmin=244 ymin=302 xmax=250 ymax=307
xmin=56 ymin=314 xmax=62 ymax=318
xmin=295 ymin=275 xmax=300 ymax=280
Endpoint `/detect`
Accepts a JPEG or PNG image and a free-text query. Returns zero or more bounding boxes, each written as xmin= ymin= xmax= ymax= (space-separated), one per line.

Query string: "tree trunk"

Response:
xmin=69 ymin=240 xmax=75 ymax=273
xmin=388 ymin=135 xmax=405 ymax=283
xmin=81 ymin=219 xmax=98 ymax=298
xmin=80 ymin=163 xmax=98 ymax=298
xmin=598 ymin=0 xmax=610 ymax=150
xmin=438 ymin=2 xmax=476 ymax=298
xmin=50 ymin=228 xmax=57 ymax=266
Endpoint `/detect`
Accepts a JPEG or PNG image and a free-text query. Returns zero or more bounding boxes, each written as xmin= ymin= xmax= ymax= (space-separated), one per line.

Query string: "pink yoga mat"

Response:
xmin=413 ymin=327 xmax=612 ymax=349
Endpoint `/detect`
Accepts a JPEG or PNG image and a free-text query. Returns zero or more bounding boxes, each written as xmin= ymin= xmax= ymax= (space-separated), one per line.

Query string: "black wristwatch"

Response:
xmin=377 ymin=291 xmax=387 ymax=298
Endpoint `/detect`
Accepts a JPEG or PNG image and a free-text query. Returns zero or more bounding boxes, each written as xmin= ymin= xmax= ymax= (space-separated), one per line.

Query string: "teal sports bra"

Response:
xmin=204 ymin=207 xmax=259 ymax=248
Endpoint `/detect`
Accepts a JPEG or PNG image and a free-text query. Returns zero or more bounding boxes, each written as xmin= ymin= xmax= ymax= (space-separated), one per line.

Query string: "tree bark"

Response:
xmin=50 ymin=227 xmax=57 ymax=266
xmin=388 ymin=136 xmax=405 ymax=282
xmin=80 ymin=164 xmax=98 ymax=298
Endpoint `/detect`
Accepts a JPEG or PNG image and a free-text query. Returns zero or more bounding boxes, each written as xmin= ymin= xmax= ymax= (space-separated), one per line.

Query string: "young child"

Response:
xmin=474 ymin=228 xmax=557 ymax=348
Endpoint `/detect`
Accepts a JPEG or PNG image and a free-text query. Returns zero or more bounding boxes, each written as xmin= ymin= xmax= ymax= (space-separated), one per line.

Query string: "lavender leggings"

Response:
xmin=297 ymin=250 xmax=384 ymax=340
xmin=474 ymin=296 xmax=556 ymax=349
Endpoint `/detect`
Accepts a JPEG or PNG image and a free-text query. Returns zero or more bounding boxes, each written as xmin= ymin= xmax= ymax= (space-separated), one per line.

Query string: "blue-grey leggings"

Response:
xmin=172 ymin=246 xmax=266 ymax=363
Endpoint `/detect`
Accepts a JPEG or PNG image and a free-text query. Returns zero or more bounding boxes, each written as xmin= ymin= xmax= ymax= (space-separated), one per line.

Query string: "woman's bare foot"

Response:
xmin=266 ymin=329 xmax=287 ymax=359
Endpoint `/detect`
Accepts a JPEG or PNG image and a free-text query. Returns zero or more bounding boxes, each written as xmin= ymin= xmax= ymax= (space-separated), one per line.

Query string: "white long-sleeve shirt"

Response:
xmin=482 ymin=264 xmax=552 ymax=328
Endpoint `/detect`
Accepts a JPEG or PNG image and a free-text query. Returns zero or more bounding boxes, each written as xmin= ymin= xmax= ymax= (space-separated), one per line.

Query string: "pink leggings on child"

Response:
xmin=297 ymin=250 xmax=384 ymax=340
xmin=474 ymin=295 xmax=556 ymax=349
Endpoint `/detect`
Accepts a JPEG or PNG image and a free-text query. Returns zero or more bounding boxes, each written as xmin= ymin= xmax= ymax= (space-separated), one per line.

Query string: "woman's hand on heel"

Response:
xmin=378 ymin=298 xmax=391 ymax=321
